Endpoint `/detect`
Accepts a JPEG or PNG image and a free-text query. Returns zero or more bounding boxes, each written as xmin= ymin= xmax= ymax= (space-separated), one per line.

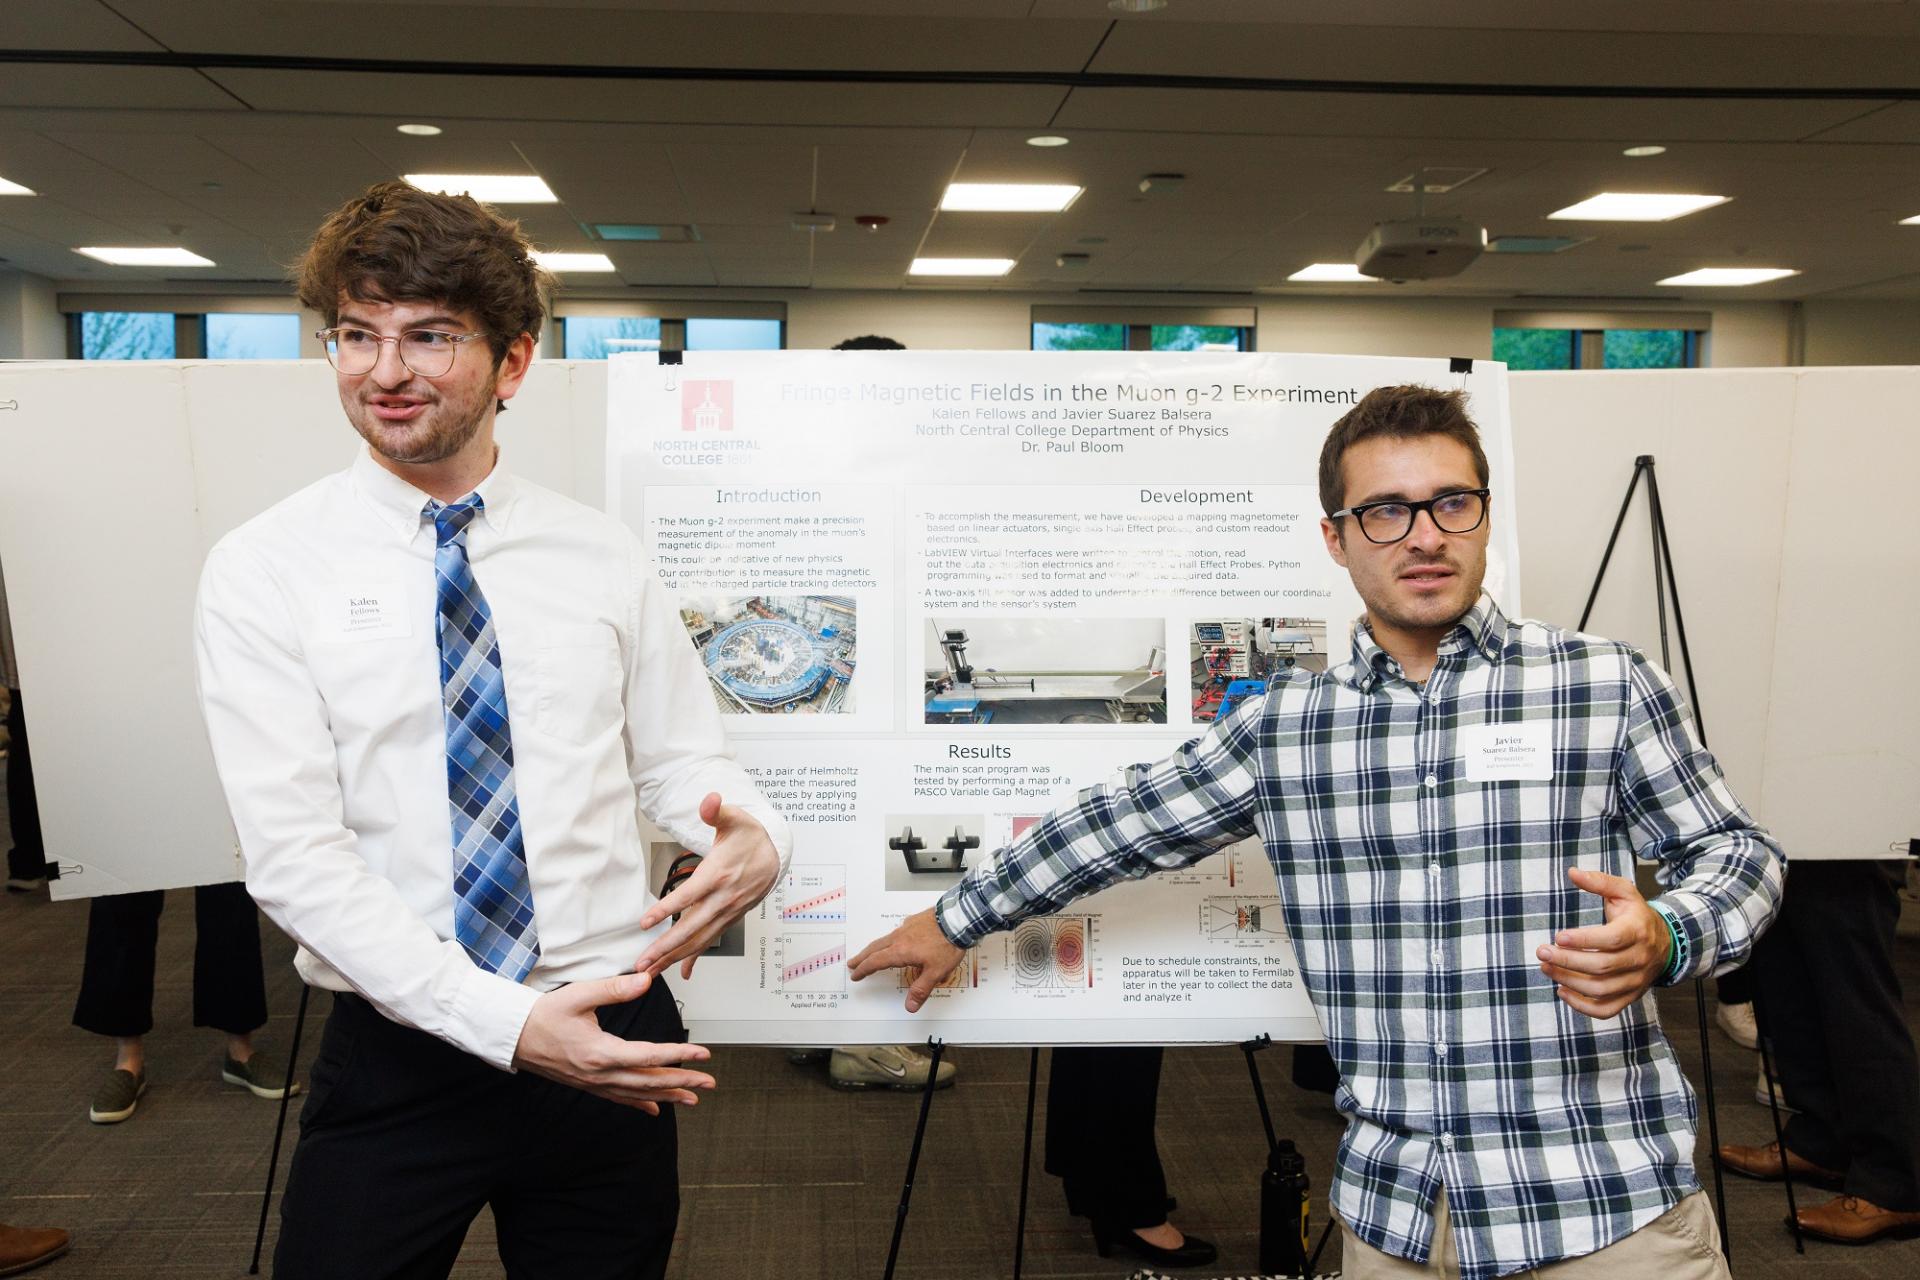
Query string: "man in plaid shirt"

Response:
xmin=852 ymin=385 xmax=1783 ymax=1279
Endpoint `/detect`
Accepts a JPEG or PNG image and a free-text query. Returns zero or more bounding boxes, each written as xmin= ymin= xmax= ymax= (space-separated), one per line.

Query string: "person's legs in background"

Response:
xmin=3 ymin=687 xmax=49 ymax=891
xmin=1723 ymin=860 xmax=1920 ymax=1244
xmin=1045 ymin=1046 xmax=1216 ymax=1268
xmin=191 ymin=880 xmax=296 ymax=1098
xmin=71 ymin=890 xmax=164 ymax=1123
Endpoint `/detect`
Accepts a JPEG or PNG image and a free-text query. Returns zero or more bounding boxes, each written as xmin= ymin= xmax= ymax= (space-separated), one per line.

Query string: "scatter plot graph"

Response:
xmin=1202 ymin=897 xmax=1286 ymax=939
xmin=775 ymin=935 xmax=846 ymax=993
xmin=775 ymin=866 xmax=847 ymax=924
xmin=1011 ymin=918 xmax=1093 ymax=989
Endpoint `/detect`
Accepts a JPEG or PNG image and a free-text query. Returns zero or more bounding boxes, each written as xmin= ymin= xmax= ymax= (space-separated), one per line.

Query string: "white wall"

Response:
xmin=0 ymin=270 xmax=64 ymax=359
xmin=1799 ymin=301 xmax=1920 ymax=367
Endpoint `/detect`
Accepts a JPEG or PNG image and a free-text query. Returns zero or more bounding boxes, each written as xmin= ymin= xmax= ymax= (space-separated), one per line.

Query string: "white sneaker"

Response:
xmin=1715 ymin=1001 xmax=1759 ymax=1050
xmin=1754 ymin=1065 xmax=1796 ymax=1113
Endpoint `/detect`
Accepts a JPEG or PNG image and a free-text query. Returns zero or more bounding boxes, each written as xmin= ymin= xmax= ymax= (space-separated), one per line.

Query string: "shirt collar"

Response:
xmin=348 ymin=444 xmax=520 ymax=543
xmin=1344 ymin=591 xmax=1509 ymax=691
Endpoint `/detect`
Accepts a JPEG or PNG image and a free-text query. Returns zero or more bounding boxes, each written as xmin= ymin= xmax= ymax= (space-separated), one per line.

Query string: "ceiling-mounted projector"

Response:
xmin=1355 ymin=217 xmax=1487 ymax=280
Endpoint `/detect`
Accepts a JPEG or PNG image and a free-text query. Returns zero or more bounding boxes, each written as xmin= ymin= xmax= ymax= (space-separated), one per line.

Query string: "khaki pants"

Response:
xmin=1338 ymin=1187 xmax=1731 ymax=1280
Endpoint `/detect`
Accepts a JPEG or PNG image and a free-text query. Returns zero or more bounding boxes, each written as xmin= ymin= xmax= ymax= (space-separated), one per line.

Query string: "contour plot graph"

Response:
xmin=1011 ymin=917 xmax=1093 ymax=989
xmin=1202 ymin=897 xmax=1287 ymax=941
xmin=775 ymin=934 xmax=846 ymax=993
xmin=774 ymin=866 xmax=847 ymax=924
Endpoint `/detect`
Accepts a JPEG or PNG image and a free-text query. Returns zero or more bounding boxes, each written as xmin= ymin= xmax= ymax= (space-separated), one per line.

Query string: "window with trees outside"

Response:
xmin=1032 ymin=312 xmax=1254 ymax=353
xmin=1494 ymin=324 xmax=1701 ymax=371
xmin=78 ymin=311 xmax=175 ymax=359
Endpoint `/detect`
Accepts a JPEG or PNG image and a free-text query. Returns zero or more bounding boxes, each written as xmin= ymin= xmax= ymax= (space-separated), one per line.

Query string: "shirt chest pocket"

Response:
xmin=524 ymin=624 xmax=625 ymax=745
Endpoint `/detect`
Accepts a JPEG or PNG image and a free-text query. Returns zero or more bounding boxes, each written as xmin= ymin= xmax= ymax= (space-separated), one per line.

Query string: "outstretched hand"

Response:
xmin=1537 ymin=866 xmax=1673 ymax=1020
xmin=848 ymin=909 xmax=965 ymax=1013
xmin=511 ymin=971 xmax=714 ymax=1113
xmin=634 ymin=793 xmax=780 ymax=979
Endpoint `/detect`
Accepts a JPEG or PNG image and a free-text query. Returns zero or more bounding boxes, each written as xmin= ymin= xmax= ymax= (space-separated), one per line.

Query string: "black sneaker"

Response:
xmin=89 ymin=1068 xmax=146 ymax=1124
xmin=222 ymin=1052 xmax=301 ymax=1100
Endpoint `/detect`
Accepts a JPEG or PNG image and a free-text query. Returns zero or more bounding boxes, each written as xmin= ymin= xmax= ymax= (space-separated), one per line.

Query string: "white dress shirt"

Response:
xmin=195 ymin=446 xmax=790 ymax=1070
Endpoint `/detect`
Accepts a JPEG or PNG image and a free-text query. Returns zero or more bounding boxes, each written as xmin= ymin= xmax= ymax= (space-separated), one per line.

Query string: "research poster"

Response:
xmin=608 ymin=351 xmax=1518 ymax=1045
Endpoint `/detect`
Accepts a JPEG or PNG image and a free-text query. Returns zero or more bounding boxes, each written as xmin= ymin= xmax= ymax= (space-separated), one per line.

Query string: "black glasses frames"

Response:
xmin=1329 ymin=488 xmax=1492 ymax=545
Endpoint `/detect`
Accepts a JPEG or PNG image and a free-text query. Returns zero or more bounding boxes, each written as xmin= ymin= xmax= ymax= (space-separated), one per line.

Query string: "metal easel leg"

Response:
xmin=881 ymin=1037 xmax=947 ymax=1280
xmin=248 ymin=982 xmax=311 ymax=1275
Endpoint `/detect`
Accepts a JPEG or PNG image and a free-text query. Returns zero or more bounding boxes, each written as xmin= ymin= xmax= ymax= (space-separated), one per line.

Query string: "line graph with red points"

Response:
xmin=775 ymin=934 xmax=845 ymax=993
xmin=774 ymin=866 xmax=846 ymax=924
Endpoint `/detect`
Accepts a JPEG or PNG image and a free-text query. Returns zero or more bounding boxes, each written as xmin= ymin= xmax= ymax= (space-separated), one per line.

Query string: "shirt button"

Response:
xmin=1424 ymin=773 xmax=1438 ymax=788
xmin=1430 ymin=946 xmax=1444 ymax=966
xmin=1440 ymin=1132 xmax=1456 ymax=1150
xmin=1428 ymin=862 xmax=1441 ymax=879
xmin=1434 ymin=1042 xmax=1448 ymax=1059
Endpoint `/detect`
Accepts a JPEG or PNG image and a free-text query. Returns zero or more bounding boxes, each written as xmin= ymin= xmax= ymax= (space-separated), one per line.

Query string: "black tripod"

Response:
xmin=1580 ymin=453 xmax=1801 ymax=1261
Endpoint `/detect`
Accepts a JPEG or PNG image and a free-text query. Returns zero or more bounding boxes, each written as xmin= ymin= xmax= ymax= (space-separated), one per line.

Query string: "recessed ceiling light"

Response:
xmin=1622 ymin=145 xmax=1667 ymax=158
xmin=910 ymin=258 xmax=1016 ymax=277
xmin=0 ymin=175 xmax=35 ymax=196
xmin=532 ymin=251 xmax=616 ymax=273
xmin=396 ymin=123 xmax=443 ymax=137
xmin=76 ymin=246 xmax=216 ymax=267
xmin=403 ymin=173 xmax=557 ymax=203
xmin=1548 ymin=192 xmax=1728 ymax=221
xmin=1286 ymin=263 xmax=1378 ymax=283
xmin=940 ymin=183 xmax=1082 ymax=212
xmin=1655 ymin=267 xmax=1799 ymax=286
xmin=1026 ymin=135 xmax=1071 ymax=148
xmin=1900 ymin=214 xmax=1920 ymax=226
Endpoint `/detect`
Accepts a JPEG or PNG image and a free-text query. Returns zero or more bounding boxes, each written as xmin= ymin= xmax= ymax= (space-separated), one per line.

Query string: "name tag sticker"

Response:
xmin=1462 ymin=722 xmax=1554 ymax=782
xmin=332 ymin=584 xmax=411 ymax=641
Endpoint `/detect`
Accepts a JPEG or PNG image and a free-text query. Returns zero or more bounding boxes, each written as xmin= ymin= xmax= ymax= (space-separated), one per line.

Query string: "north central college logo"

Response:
xmin=681 ymin=380 xmax=734 ymax=432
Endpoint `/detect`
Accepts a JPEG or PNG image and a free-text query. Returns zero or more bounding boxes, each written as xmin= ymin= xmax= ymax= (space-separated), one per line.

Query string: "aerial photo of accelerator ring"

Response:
xmin=678 ymin=595 xmax=857 ymax=715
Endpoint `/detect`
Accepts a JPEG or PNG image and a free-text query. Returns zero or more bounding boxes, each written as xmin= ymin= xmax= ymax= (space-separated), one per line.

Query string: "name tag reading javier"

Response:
xmin=332 ymin=584 xmax=411 ymax=641
xmin=1462 ymin=722 xmax=1554 ymax=782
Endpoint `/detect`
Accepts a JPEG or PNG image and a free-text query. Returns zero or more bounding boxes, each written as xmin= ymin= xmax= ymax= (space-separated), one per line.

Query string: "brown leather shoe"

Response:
xmin=1795 ymin=1195 xmax=1920 ymax=1245
xmin=0 ymin=1223 xmax=70 ymax=1276
xmin=1717 ymin=1139 xmax=1844 ymax=1188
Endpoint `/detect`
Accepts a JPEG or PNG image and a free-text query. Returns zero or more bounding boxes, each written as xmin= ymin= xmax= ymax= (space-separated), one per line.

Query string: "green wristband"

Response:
xmin=1652 ymin=902 xmax=1688 ymax=984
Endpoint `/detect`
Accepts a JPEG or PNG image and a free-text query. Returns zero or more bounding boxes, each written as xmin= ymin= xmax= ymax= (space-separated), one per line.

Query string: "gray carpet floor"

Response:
xmin=4 ymin=774 xmax=1917 ymax=1277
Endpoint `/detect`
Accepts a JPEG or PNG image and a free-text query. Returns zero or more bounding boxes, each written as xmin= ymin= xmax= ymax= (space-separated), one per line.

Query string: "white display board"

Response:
xmin=0 ymin=356 xmax=1906 ymax=932
xmin=606 ymin=350 xmax=1520 ymax=1044
xmin=1510 ymin=367 xmax=1920 ymax=863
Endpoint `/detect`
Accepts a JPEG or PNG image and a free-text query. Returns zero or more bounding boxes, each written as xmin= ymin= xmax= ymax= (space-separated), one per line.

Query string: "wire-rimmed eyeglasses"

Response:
xmin=1329 ymin=488 xmax=1491 ymax=545
xmin=316 ymin=326 xmax=488 ymax=378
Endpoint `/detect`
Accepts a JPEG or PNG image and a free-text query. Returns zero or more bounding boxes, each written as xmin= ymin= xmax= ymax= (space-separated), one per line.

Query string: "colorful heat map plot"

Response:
xmin=1012 ymin=917 xmax=1092 ymax=989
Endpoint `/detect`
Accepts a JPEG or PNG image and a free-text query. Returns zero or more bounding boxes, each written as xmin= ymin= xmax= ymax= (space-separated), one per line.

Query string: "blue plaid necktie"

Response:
xmin=427 ymin=494 xmax=539 ymax=981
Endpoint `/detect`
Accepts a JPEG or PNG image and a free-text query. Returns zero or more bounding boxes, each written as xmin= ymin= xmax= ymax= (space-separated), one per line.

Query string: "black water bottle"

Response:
xmin=1260 ymin=1138 xmax=1310 ymax=1276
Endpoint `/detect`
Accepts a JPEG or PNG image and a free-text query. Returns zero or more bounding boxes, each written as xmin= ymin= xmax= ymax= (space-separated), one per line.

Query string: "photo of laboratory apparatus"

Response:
xmin=678 ymin=594 xmax=857 ymax=714
xmin=1190 ymin=617 xmax=1328 ymax=723
xmin=923 ymin=617 xmax=1167 ymax=725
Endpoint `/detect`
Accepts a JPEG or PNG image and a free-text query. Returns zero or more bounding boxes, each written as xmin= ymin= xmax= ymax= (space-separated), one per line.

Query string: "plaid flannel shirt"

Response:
xmin=937 ymin=595 xmax=1784 ymax=1280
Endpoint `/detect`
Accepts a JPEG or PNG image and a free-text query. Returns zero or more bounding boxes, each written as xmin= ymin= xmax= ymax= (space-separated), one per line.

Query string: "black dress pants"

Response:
xmin=1756 ymin=859 xmax=1920 ymax=1212
xmin=3 ymin=686 xmax=47 ymax=882
xmin=1045 ymin=1046 xmax=1169 ymax=1230
xmin=71 ymin=881 xmax=268 ymax=1038
xmin=274 ymin=982 xmax=685 ymax=1280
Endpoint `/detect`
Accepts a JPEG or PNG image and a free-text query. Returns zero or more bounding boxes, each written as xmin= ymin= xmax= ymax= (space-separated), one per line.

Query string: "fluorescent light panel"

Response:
xmin=1656 ymin=267 xmax=1798 ymax=286
xmin=909 ymin=257 xmax=1016 ymax=277
xmin=940 ymin=183 xmax=1082 ymax=212
xmin=1548 ymin=192 xmax=1729 ymax=221
xmin=0 ymin=175 xmax=34 ymax=196
xmin=532 ymin=251 xmax=616 ymax=272
xmin=1286 ymin=263 xmax=1377 ymax=283
xmin=1901 ymin=214 xmax=1920 ymax=226
xmin=76 ymin=246 xmax=215 ymax=267
xmin=403 ymin=173 xmax=557 ymax=203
